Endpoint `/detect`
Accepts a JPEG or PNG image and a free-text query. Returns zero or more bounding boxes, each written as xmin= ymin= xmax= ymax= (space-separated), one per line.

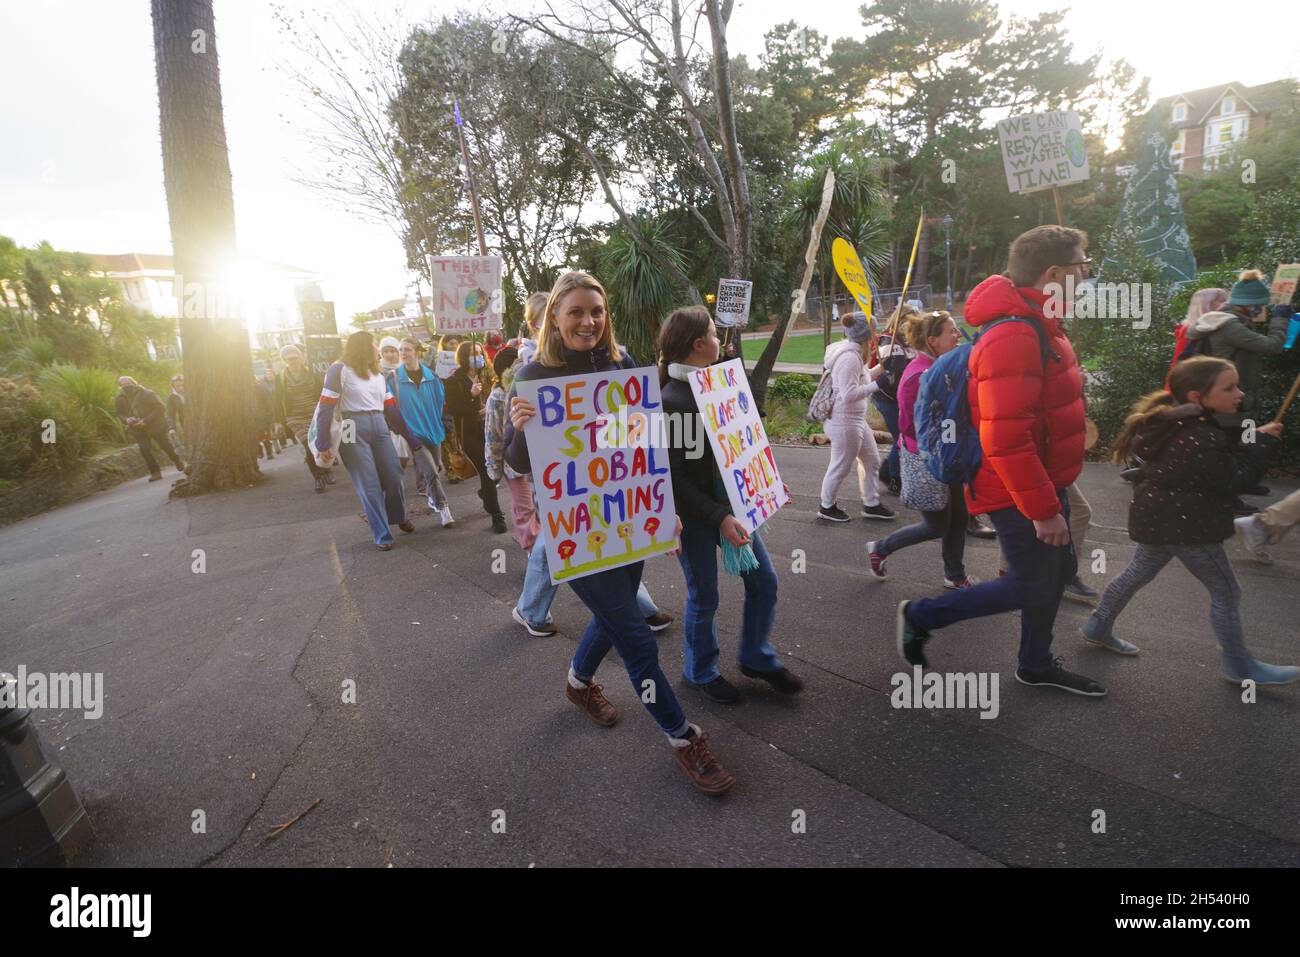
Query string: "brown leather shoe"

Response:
xmin=672 ymin=729 xmax=735 ymax=796
xmin=565 ymin=680 xmax=618 ymax=727
xmin=398 ymin=521 xmax=416 ymax=533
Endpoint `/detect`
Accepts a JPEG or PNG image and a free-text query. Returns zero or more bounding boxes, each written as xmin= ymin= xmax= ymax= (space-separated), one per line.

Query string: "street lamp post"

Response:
xmin=942 ymin=214 xmax=954 ymax=312
xmin=0 ymin=672 xmax=94 ymax=865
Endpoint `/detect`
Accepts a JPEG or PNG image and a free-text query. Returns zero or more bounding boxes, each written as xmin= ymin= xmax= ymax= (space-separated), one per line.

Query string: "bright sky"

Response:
xmin=3 ymin=0 xmax=1296 ymax=322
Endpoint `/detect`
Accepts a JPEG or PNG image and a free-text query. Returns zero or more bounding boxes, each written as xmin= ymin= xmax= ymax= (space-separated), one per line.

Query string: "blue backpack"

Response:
xmin=914 ymin=317 xmax=1052 ymax=489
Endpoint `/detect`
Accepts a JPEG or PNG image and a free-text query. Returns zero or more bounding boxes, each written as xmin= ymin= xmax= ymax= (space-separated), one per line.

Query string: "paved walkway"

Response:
xmin=3 ymin=448 xmax=1298 ymax=866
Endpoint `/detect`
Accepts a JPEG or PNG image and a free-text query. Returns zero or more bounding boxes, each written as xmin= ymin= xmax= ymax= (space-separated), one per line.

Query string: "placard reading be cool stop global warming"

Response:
xmin=516 ymin=368 xmax=678 ymax=584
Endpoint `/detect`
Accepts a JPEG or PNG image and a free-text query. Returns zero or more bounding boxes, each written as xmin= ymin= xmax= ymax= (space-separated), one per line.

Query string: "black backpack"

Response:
xmin=1177 ymin=331 xmax=1215 ymax=362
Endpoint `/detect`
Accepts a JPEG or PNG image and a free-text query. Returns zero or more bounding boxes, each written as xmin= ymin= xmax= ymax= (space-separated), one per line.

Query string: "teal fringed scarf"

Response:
xmin=714 ymin=482 xmax=761 ymax=576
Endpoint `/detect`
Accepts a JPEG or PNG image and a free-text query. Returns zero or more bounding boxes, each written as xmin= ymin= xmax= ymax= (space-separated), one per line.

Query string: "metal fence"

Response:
xmin=805 ymin=284 xmax=934 ymax=329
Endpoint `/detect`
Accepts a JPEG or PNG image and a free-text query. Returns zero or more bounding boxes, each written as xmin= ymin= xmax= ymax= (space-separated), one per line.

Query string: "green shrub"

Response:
xmin=2 ymin=338 xmax=58 ymax=374
xmin=0 ymin=377 xmax=93 ymax=481
xmin=38 ymin=364 xmax=123 ymax=442
xmin=767 ymin=373 xmax=818 ymax=404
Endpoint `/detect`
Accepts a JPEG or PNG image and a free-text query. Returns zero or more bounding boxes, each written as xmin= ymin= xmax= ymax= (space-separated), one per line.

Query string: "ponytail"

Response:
xmin=1110 ymin=390 xmax=1177 ymax=463
xmin=1111 ymin=355 xmax=1234 ymax=462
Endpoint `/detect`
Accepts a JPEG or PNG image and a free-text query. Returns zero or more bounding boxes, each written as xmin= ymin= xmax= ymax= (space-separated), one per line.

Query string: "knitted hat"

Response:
xmin=279 ymin=344 xmax=303 ymax=360
xmin=842 ymin=311 xmax=873 ymax=343
xmin=1227 ymin=269 xmax=1271 ymax=306
xmin=493 ymin=346 xmax=518 ymax=378
xmin=378 ymin=336 xmax=402 ymax=352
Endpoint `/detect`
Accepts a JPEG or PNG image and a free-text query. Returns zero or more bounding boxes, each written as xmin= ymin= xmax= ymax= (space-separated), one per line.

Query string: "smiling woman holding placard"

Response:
xmin=504 ymin=271 xmax=735 ymax=796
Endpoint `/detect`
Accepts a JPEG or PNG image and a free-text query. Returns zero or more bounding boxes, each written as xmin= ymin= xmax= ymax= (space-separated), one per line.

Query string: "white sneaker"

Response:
xmin=1234 ymin=514 xmax=1272 ymax=563
xmin=439 ymin=506 xmax=455 ymax=527
xmin=427 ymin=493 xmax=438 ymax=511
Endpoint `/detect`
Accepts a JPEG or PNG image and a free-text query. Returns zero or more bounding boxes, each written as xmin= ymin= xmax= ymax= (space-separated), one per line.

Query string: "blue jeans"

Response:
xmin=906 ymin=490 xmax=1075 ymax=672
xmin=569 ymin=562 xmax=689 ymax=737
xmin=873 ymin=394 xmax=901 ymax=482
xmin=516 ymin=531 xmax=660 ymax=629
xmin=677 ymin=522 xmax=782 ymax=683
xmin=337 ymin=411 xmax=406 ymax=546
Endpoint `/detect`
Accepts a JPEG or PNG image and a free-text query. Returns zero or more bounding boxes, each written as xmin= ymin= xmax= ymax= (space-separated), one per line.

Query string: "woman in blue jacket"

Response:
xmin=386 ymin=337 xmax=454 ymax=527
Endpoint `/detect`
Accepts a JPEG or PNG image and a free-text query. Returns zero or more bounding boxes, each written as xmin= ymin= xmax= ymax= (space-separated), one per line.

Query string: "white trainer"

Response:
xmin=440 ymin=506 xmax=455 ymax=527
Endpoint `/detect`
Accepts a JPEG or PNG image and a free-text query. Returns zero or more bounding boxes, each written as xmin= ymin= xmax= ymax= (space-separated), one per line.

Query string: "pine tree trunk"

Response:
xmin=152 ymin=0 xmax=260 ymax=496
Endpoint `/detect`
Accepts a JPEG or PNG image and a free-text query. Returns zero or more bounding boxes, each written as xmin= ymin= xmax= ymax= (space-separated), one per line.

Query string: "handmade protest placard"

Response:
xmin=714 ymin=279 xmax=753 ymax=328
xmin=997 ymin=110 xmax=1089 ymax=194
xmin=832 ymin=237 xmax=873 ymax=315
xmin=1271 ymin=264 xmax=1300 ymax=306
xmin=687 ymin=359 xmax=789 ymax=533
xmin=427 ymin=255 xmax=503 ymax=333
xmin=433 ymin=351 xmax=459 ymax=380
xmin=515 ymin=367 xmax=677 ymax=584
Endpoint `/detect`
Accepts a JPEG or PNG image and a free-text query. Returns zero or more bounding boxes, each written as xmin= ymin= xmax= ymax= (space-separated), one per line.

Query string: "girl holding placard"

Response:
xmin=505 ymin=271 xmax=735 ymax=796
xmin=658 ymin=306 xmax=803 ymax=704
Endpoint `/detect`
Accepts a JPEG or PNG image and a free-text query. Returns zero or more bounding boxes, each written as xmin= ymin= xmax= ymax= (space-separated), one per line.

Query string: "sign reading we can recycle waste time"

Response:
xmin=687 ymin=359 xmax=789 ymax=533
xmin=996 ymin=110 xmax=1090 ymax=194
xmin=516 ymin=367 xmax=677 ymax=584
xmin=427 ymin=255 xmax=503 ymax=333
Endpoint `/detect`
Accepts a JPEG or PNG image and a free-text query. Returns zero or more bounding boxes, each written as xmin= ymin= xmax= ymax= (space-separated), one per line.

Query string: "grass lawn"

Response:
xmin=742 ymin=334 xmax=831 ymax=365
xmin=747 ymin=321 xmax=980 ymax=366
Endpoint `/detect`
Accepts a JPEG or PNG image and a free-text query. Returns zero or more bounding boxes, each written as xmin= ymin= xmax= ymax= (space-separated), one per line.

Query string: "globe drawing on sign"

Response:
xmin=1066 ymin=129 xmax=1086 ymax=168
xmin=463 ymin=287 xmax=491 ymax=315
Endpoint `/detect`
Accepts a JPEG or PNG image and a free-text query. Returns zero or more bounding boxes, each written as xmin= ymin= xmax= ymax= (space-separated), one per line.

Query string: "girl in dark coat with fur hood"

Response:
xmin=1082 ymin=356 xmax=1297 ymax=686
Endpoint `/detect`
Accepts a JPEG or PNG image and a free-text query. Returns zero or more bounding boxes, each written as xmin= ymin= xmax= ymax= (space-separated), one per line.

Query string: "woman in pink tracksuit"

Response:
xmin=818 ymin=311 xmax=897 ymax=524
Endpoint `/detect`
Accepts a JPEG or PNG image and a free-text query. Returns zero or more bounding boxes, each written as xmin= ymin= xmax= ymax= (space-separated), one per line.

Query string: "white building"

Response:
xmin=87 ymin=252 xmax=321 ymax=352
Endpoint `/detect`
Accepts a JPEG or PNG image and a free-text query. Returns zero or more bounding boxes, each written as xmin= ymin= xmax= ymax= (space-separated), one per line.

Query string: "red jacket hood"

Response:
xmin=965 ymin=275 xmax=1049 ymax=327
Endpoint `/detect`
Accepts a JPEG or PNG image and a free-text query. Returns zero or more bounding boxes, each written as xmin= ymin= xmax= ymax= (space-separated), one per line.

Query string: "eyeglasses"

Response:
xmin=1061 ymin=258 xmax=1093 ymax=276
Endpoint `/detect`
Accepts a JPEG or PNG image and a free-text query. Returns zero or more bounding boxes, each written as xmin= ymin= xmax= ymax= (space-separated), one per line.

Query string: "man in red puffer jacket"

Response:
xmin=896 ymin=225 xmax=1106 ymax=699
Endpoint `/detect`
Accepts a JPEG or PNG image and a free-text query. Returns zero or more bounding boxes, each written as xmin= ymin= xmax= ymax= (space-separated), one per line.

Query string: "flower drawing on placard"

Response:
xmin=587 ymin=530 xmax=607 ymax=561
xmin=558 ymin=539 xmax=577 ymax=570
xmin=643 ymin=517 xmax=661 ymax=545
xmin=616 ymin=522 xmax=634 ymax=555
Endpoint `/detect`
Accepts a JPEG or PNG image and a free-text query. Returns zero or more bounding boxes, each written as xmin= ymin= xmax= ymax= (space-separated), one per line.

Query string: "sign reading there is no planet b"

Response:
xmin=997 ymin=110 xmax=1089 ymax=194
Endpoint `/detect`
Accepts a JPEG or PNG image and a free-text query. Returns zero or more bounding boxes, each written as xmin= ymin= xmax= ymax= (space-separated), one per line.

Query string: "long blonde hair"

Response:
xmin=1182 ymin=287 xmax=1227 ymax=327
xmin=523 ymin=291 xmax=549 ymax=334
xmin=535 ymin=271 xmax=622 ymax=367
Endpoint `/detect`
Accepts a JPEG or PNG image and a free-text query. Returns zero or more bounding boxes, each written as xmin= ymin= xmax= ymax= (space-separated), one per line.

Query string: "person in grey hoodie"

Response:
xmin=1182 ymin=269 xmax=1287 ymax=431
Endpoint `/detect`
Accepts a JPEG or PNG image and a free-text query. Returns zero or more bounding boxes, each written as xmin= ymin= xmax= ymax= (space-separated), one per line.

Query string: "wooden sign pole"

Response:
xmin=1273 ymin=369 xmax=1300 ymax=423
xmin=886 ymin=210 xmax=925 ymax=341
xmin=1052 ymin=186 xmax=1065 ymax=227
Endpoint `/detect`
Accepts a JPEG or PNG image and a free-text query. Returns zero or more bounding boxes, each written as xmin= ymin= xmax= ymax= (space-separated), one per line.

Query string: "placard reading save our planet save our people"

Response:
xmin=686 ymin=359 xmax=789 ymax=532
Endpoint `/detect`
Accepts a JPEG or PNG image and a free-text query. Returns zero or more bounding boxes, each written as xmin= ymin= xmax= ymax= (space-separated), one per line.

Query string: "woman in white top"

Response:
xmin=313 ymin=332 xmax=425 ymax=550
xmin=817 ymin=311 xmax=897 ymax=523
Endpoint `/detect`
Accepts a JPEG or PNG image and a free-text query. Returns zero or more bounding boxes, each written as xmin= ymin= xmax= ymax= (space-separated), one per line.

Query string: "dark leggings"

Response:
xmin=876 ymin=489 xmax=968 ymax=579
xmin=133 ymin=426 xmax=182 ymax=474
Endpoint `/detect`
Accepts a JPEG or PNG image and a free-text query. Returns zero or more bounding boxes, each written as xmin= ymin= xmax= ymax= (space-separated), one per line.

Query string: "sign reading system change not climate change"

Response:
xmin=516 ymin=367 xmax=677 ymax=584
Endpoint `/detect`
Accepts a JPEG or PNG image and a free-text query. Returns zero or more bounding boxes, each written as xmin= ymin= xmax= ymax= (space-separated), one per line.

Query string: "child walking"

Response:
xmin=484 ymin=346 xmax=538 ymax=551
xmin=658 ymin=306 xmax=803 ymax=703
xmin=1082 ymin=356 xmax=1298 ymax=684
xmin=866 ymin=310 xmax=973 ymax=589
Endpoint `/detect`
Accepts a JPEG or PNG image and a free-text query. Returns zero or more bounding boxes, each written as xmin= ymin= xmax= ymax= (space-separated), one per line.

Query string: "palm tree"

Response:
xmin=597 ymin=215 xmax=687 ymax=363
xmin=151 ymin=0 xmax=258 ymax=494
